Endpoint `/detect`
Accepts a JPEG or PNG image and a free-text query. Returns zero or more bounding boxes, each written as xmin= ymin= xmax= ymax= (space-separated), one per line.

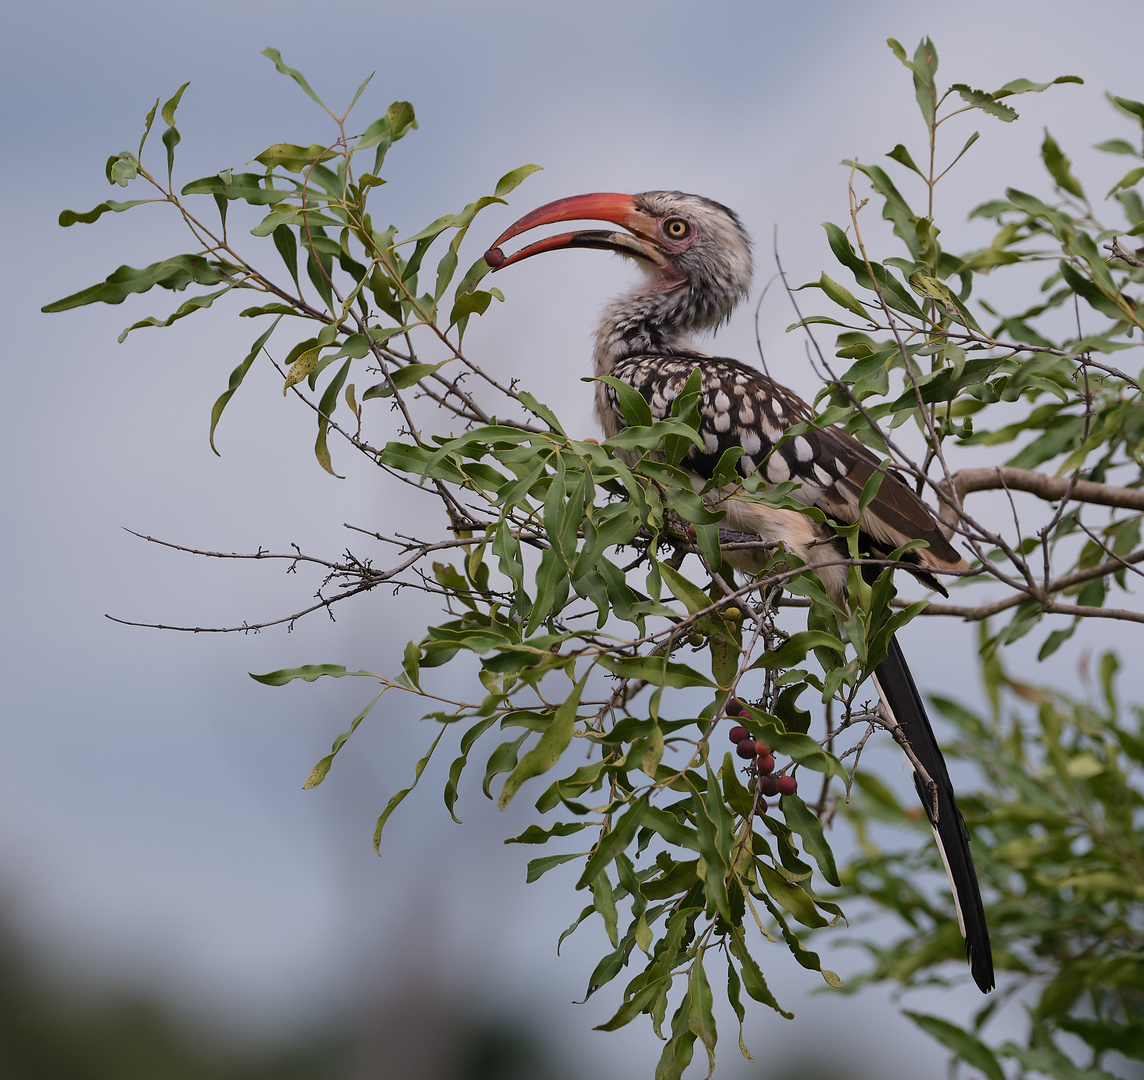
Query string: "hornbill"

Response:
xmin=485 ymin=190 xmax=995 ymax=993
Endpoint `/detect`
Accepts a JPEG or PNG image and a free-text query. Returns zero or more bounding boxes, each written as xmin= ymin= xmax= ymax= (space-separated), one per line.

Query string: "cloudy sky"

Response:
xmin=5 ymin=0 xmax=1144 ymax=1074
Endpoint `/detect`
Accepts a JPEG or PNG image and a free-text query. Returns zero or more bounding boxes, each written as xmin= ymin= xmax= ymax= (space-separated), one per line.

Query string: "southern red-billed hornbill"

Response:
xmin=485 ymin=190 xmax=993 ymax=993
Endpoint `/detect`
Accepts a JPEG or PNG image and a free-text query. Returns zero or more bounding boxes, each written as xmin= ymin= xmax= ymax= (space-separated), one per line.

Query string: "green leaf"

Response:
xmin=494 ymin=163 xmax=542 ymax=196
xmin=444 ymin=714 xmax=499 ymax=822
xmin=255 ymin=142 xmax=339 ymax=173
xmin=727 ymin=926 xmax=792 ymax=1017
xmin=950 ymin=84 xmax=1018 ymax=123
xmin=940 ymin=130 xmax=981 ymax=178
xmin=885 ymin=143 xmax=923 ymax=177
xmin=597 ymin=653 xmax=713 ymax=690
xmin=725 ymin=961 xmax=753 ymax=1062
xmin=758 ymin=864 xmax=828 ymax=927
xmin=373 ymin=725 xmax=447 ymax=852
xmin=1042 ymin=130 xmax=1085 ymax=198
xmin=261 ymin=47 xmax=329 ymax=111
xmin=578 ymin=797 xmax=650 ymax=887
xmin=108 ymin=151 xmax=138 ymax=188
xmin=657 ymin=563 xmax=712 ymax=616
xmin=781 ymin=795 xmax=840 ymax=886
xmin=996 ymin=75 xmax=1083 ymax=98
xmin=302 ymin=688 xmax=385 ymax=788
xmin=42 ymin=254 xmax=227 ymax=313
xmin=655 ymin=997 xmax=697 ymax=1080
xmin=182 ymin=173 xmax=297 ymax=206
xmin=692 ymin=768 xmax=735 ymax=920
xmin=1108 ymin=165 xmax=1144 ymax=197
xmin=751 ymin=630 xmax=845 ymax=670
xmin=594 ymin=375 xmax=653 ymax=427
xmin=250 ymin=663 xmax=374 ymax=685
xmin=160 ymin=81 xmax=189 ymax=126
xmin=251 ymin=205 xmax=343 ymax=237
xmin=281 ymin=339 xmax=322 ymax=394
xmin=505 ymin=821 xmax=589 ymax=844
xmin=1057 ymin=1017 xmax=1144 ymax=1060
xmin=365 ymin=361 xmax=452 ymax=399
xmin=449 ymin=287 xmax=499 ymax=329
xmin=210 ymin=317 xmax=281 ymax=454
xmin=906 ymin=38 xmax=939 ymax=127
xmin=1094 ymin=138 xmax=1139 ymax=156
xmin=517 ymin=391 xmax=566 ymax=435
xmin=138 ymin=99 xmax=158 ymax=159
xmin=526 ymin=852 xmax=585 ymax=882
xmin=356 ymin=101 xmax=418 ymax=173
xmin=643 ymin=807 xmax=701 ymax=851
xmin=688 ymin=954 xmax=718 ymax=1078
xmin=314 ymin=358 xmax=351 ymax=477
xmin=904 ymin=1013 xmax=1005 ymax=1080
xmin=58 ymin=199 xmax=158 ymax=227
xmin=819 ymin=272 xmax=869 ymax=319
xmin=159 ymin=81 xmax=189 ymax=182
xmin=116 ymin=285 xmax=234 ymax=342
xmin=591 ymin=872 xmax=619 ymax=947
xmin=497 ymin=671 xmax=588 ymax=808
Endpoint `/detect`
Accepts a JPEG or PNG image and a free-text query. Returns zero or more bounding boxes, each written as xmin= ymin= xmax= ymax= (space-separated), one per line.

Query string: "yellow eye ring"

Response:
xmin=664 ymin=218 xmax=690 ymax=239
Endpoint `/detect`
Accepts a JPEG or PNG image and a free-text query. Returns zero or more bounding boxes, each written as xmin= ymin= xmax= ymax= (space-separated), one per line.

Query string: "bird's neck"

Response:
xmin=592 ymin=287 xmax=705 ymax=375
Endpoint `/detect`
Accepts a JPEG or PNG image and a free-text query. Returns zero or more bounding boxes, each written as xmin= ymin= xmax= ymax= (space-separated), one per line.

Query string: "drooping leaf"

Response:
xmin=42 ymin=254 xmax=228 ymax=313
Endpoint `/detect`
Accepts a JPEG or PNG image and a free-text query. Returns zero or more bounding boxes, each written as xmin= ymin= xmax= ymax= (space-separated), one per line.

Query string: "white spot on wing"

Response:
xmin=766 ymin=453 xmax=790 ymax=484
xmin=714 ymin=411 xmax=731 ymax=432
xmin=741 ymin=430 xmax=761 ymax=455
xmin=793 ymin=436 xmax=814 ymax=462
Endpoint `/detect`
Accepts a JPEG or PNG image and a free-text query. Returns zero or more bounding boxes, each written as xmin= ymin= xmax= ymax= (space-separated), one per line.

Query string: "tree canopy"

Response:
xmin=46 ymin=38 xmax=1144 ymax=1080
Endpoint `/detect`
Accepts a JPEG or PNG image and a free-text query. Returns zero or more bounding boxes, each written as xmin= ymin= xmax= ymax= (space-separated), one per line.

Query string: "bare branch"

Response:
xmin=945 ymin=466 xmax=1144 ymax=513
xmin=1106 ymin=237 xmax=1144 ymax=269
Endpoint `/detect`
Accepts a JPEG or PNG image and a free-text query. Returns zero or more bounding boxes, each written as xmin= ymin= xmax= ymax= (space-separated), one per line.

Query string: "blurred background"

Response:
xmin=4 ymin=0 xmax=1144 ymax=1075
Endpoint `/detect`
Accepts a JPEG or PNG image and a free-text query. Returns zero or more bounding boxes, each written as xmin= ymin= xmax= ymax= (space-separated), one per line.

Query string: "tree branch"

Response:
xmin=944 ymin=467 xmax=1144 ymax=513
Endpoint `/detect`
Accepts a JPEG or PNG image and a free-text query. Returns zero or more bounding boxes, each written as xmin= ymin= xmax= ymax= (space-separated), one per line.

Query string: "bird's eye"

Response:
xmin=663 ymin=218 xmax=691 ymax=239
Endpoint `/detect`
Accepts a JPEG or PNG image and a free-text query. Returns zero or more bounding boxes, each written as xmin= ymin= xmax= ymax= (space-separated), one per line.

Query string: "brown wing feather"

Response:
xmin=815 ymin=427 xmax=968 ymax=575
xmin=604 ymin=352 xmax=968 ymax=591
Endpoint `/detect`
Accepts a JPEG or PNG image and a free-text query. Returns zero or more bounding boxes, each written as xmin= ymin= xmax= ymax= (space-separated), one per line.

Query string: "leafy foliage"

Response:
xmin=44 ymin=37 xmax=1144 ymax=1080
xmin=799 ymin=37 xmax=1144 ymax=662
xmin=844 ymin=635 xmax=1144 ymax=1079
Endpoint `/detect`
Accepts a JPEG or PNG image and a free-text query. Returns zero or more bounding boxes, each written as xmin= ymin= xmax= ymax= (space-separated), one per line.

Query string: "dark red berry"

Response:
xmin=757 ymin=753 xmax=776 ymax=775
xmin=776 ymin=775 xmax=798 ymax=796
xmin=758 ymin=775 xmax=779 ymax=797
xmin=754 ymin=741 xmax=771 ymax=757
xmin=728 ymin=725 xmax=748 ymax=745
xmin=726 ymin=698 xmax=748 ymax=717
xmin=484 ymin=247 xmax=506 ymax=267
xmin=736 ymin=738 xmax=757 ymax=759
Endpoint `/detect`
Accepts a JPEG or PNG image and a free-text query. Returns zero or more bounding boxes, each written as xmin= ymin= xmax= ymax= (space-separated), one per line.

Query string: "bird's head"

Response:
xmin=485 ymin=190 xmax=753 ymax=333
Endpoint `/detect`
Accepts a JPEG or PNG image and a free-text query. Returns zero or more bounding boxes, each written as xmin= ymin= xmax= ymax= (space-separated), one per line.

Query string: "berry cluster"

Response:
xmin=725 ymin=699 xmax=797 ymax=799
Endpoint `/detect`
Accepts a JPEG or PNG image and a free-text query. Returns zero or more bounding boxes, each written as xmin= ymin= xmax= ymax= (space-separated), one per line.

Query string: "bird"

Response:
xmin=485 ymin=190 xmax=995 ymax=993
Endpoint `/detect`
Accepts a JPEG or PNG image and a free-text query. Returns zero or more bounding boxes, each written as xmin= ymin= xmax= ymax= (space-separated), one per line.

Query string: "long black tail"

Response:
xmin=872 ymin=634 xmax=994 ymax=992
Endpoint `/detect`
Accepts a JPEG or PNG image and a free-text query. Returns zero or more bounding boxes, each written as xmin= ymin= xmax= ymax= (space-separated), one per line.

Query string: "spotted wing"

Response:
xmin=606 ymin=353 xmax=966 ymax=586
